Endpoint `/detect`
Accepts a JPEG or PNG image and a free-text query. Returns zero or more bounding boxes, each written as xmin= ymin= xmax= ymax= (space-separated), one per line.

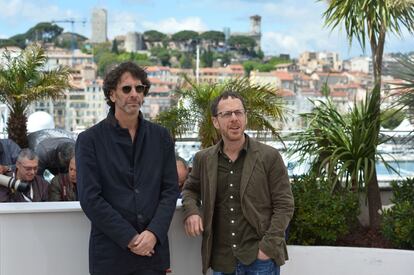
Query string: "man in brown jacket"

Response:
xmin=182 ymin=91 xmax=294 ymax=275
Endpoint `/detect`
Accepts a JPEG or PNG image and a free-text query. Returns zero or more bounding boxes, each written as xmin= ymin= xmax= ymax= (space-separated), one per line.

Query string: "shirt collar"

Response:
xmin=105 ymin=108 xmax=143 ymax=129
xmin=218 ymin=134 xmax=249 ymax=155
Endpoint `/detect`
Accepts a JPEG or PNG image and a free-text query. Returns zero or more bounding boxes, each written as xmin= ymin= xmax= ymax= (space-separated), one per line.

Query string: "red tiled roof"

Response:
xmin=330 ymin=91 xmax=348 ymax=97
xmin=272 ymin=71 xmax=294 ymax=81
xmin=279 ymin=89 xmax=295 ymax=97
xmin=146 ymin=66 xmax=170 ymax=72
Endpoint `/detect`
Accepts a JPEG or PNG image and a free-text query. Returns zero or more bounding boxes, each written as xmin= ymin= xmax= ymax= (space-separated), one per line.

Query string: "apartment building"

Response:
xmin=45 ymin=47 xmax=94 ymax=69
xmin=299 ymin=51 xmax=342 ymax=73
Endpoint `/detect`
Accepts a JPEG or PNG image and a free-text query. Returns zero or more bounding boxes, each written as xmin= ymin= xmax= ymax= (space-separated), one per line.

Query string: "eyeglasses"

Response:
xmin=121 ymin=84 xmax=148 ymax=95
xmin=21 ymin=165 xmax=38 ymax=172
xmin=216 ymin=109 xmax=246 ymax=119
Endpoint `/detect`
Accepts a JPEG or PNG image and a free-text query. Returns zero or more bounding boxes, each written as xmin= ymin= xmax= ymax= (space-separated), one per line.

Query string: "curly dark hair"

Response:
xmin=103 ymin=61 xmax=151 ymax=110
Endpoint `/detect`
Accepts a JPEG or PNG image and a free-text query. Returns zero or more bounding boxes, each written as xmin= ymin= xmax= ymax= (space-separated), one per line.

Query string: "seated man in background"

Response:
xmin=176 ymin=156 xmax=189 ymax=194
xmin=0 ymin=138 xmax=21 ymax=175
xmin=49 ymin=156 xmax=77 ymax=201
xmin=0 ymin=148 xmax=48 ymax=202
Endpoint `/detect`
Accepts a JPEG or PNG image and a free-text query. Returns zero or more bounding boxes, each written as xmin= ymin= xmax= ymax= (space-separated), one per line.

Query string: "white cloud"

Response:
xmin=107 ymin=13 xmax=208 ymax=37
xmin=258 ymin=0 xmax=365 ymax=58
xmin=0 ymin=0 xmax=80 ymax=36
xmin=108 ymin=12 xmax=140 ymax=38
xmin=262 ymin=32 xmax=302 ymax=56
xmin=262 ymin=1 xmax=312 ymax=20
xmin=142 ymin=17 xmax=208 ymax=33
xmin=0 ymin=0 xmax=74 ymax=22
xmin=262 ymin=23 xmax=357 ymax=58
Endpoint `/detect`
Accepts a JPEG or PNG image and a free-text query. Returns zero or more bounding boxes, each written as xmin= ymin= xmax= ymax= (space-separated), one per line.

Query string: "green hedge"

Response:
xmin=288 ymin=175 xmax=359 ymax=245
xmin=381 ymin=178 xmax=414 ymax=249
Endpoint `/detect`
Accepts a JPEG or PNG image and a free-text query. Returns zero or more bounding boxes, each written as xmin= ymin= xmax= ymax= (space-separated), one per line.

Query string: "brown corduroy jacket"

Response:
xmin=182 ymin=136 xmax=294 ymax=274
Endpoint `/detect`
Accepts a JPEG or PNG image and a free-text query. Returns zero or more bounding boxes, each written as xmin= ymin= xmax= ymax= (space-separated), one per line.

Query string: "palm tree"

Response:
xmin=320 ymin=0 xmax=414 ymax=230
xmin=392 ymin=55 xmax=414 ymax=121
xmin=155 ymin=76 xmax=285 ymax=148
xmin=0 ymin=44 xmax=70 ymax=148
xmin=290 ymin=86 xmax=398 ymax=191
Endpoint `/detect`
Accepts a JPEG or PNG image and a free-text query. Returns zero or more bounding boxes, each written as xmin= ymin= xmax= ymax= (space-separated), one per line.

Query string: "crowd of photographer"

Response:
xmin=0 ymin=135 xmax=189 ymax=203
xmin=0 ymin=137 xmax=77 ymax=202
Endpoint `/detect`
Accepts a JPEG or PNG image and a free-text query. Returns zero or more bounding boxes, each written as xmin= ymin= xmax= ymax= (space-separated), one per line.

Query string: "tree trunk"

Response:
xmin=366 ymin=28 xmax=385 ymax=231
xmin=7 ymin=111 xmax=29 ymax=148
xmin=367 ymin=169 xmax=382 ymax=230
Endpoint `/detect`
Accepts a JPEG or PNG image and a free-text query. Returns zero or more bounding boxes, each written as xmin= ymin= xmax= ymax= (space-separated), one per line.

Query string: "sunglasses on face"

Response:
xmin=121 ymin=84 xmax=148 ymax=95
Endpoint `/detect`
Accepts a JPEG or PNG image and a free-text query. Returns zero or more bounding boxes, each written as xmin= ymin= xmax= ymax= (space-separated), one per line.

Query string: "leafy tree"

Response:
xmin=7 ymin=34 xmax=27 ymax=49
xmin=91 ymin=42 xmax=113 ymax=75
xmin=25 ymin=22 xmax=63 ymax=43
xmin=243 ymin=61 xmax=256 ymax=77
xmin=320 ymin=0 xmax=414 ymax=230
xmin=172 ymin=30 xmax=199 ymax=42
xmin=256 ymin=49 xmax=264 ymax=60
xmin=155 ymin=76 xmax=285 ymax=148
xmin=268 ymin=56 xmax=291 ymax=66
xmin=243 ymin=60 xmax=276 ymax=76
xmin=201 ymin=49 xmax=214 ymax=67
xmin=228 ymin=35 xmax=256 ymax=55
xmin=117 ymin=52 xmax=150 ymax=63
xmin=0 ymin=45 xmax=70 ymax=147
xmin=0 ymin=39 xmax=20 ymax=48
xmin=179 ymin=53 xmax=193 ymax=69
xmin=200 ymin=31 xmax=225 ymax=45
xmin=54 ymin=32 xmax=87 ymax=50
xmin=150 ymin=46 xmax=171 ymax=66
xmin=6 ymin=22 xmax=64 ymax=48
xmin=218 ymin=52 xmax=233 ymax=66
xmin=111 ymin=39 xmax=119 ymax=54
xmin=97 ymin=52 xmax=118 ymax=76
xmin=144 ymin=30 xmax=167 ymax=42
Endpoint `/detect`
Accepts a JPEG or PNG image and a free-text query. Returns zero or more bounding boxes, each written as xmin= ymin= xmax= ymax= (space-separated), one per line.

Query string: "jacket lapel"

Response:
xmin=240 ymin=138 xmax=258 ymax=199
xmin=206 ymin=144 xmax=219 ymax=205
xmin=205 ymin=144 xmax=220 ymax=227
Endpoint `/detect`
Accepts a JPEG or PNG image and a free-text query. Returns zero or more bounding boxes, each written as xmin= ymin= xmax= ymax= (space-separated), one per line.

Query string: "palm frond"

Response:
xmin=155 ymin=76 xmax=285 ymax=148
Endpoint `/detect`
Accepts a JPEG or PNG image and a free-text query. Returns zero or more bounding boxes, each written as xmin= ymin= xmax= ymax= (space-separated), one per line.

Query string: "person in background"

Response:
xmin=34 ymin=137 xmax=75 ymax=177
xmin=0 ymin=138 xmax=21 ymax=175
xmin=0 ymin=148 xmax=48 ymax=202
xmin=49 ymin=156 xmax=77 ymax=201
xmin=182 ymin=91 xmax=294 ymax=275
xmin=176 ymin=155 xmax=189 ymax=193
xmin=76 ymin=61 xmax=179 ymax=275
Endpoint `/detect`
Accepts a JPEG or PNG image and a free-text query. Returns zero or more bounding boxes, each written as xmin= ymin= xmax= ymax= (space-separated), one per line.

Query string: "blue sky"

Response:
xmin=0 ymin=0 xmax=413 ymax=59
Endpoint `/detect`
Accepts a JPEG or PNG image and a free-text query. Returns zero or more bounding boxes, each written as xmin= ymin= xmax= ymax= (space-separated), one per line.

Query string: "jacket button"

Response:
xmin=134 ymin=188 xmax=140 ymax=194
xmin=137 ymin=214 xmax=143 ymax=220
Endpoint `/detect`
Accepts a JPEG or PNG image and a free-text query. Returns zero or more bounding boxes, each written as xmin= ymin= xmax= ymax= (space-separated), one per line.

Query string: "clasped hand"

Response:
xmin=128 ymin=230 xmax=157 ymax=257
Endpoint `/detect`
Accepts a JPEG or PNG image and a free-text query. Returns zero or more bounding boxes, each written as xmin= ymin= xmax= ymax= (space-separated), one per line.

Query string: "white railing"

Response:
xmin=0 ymin=202 xmax=413 ymax=275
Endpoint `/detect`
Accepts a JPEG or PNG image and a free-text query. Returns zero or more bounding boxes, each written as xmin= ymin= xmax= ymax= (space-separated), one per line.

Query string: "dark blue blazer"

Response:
xmin=76 ymin=111 xmax=179 ymax=275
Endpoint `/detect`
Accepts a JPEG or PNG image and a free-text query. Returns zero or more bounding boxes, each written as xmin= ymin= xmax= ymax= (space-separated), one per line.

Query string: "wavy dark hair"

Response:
xmin=210 ymin=91 xmax=246 ymax=116
xmin=103 ymin=61 xmax=151 ymax=110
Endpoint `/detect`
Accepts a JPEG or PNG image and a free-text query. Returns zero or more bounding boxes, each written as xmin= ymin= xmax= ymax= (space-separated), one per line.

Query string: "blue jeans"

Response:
xmin=213 ymin=259 xmax=280 ymax=275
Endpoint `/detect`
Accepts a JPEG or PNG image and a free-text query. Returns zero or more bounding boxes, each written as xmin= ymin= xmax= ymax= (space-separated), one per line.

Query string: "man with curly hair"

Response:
xmin=76 ymin=62 xmax=179 ymax=275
